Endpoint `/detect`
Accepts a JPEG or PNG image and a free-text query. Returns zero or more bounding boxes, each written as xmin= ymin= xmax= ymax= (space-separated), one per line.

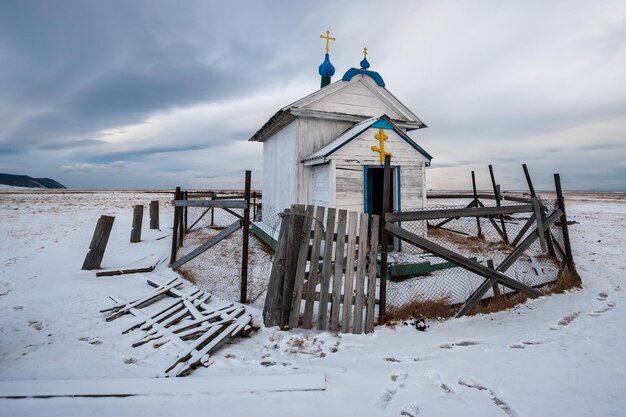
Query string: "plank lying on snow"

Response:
xmin=0 ymin=374 xmax=326 ymax=398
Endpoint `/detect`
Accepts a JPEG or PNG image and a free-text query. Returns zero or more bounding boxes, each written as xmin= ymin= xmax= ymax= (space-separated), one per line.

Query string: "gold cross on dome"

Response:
xmin=363 ymin=47 xmax=368 ymax=59
xmin=320 ymin=30 xmax=336 ymax=53
xmin=371 ymin=128 xmax=392 ymax=164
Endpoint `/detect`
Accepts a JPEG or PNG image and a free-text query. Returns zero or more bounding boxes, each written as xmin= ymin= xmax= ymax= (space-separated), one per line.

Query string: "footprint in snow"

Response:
xmin=375 ymin=371 xmax=409 ymax=409
xmin=508 ymin=340 xmax=544 ymax=349
xmin=422 ymin=370 xmax=453 ymax=394
xmin=550 ymin=311 xmax=580 ymax=330
xmin=458 ymin=376 xmax=519 ymax=417
xmin=588 ymin=301 xmax=616 ymax=316
xmin=439 ymin=340 xmax=480 ymax=349
xmin=399 ymin=402 xmax=420 ymax=416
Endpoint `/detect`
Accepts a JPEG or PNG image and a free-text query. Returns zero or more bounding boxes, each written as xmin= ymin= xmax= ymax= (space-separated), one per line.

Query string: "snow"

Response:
xmin=0 ymin=190 xmax=624 ymax=417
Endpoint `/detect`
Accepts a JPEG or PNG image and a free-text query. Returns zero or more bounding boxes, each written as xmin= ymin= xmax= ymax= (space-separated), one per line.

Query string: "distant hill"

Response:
xmin=0 ymin=173 xmax=67 ymax=189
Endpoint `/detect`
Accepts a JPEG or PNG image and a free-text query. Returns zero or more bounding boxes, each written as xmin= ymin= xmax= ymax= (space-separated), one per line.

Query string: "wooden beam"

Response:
xmin=171 ymin=199 xmax=247 ymax=209
xmin=263 ymin=209 xmax=291 ymax=327
xmin=378 ymin=155 xmax=391 ymax=324
xmin=384 ymin=222 xmax=543 ymax=298
xmin=170 ymin=187 xmax=181 ymax=265
xmin=240 ymin=170 xmax=251 ymax=304
xmin=511 ymin=214 xmax=536 ymax=246
xmin=489 ymin=165 xmax=509 ymax=243
xmin=386 ymin=204 xmax=534 ymax=222
xmin=169 ymin=220 xmax=241 ymax=269
xmin=472 ymin=171 xmax=482 ymax=236
xmin=149 ymin=201 xmax=159 ymax=230
xmin=130 ymin=205 xmax=144 ymax=243
xmin=533 ymin=197 xmax=548 ymax=253
xmin=554 ymin=173 xmax=578 ymax=277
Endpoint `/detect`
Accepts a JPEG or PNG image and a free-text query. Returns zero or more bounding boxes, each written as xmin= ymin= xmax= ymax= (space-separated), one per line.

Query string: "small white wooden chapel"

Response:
xmin=249 ymin=31 xmax=432 ymax=230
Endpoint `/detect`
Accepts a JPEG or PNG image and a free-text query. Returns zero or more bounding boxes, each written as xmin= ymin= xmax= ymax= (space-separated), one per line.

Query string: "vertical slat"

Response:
xmin=489 ymin=165 xmax=509 ymax=243
xmin=554 ymin=173 xmax=578 ymax=280
xmin=262 ymin=209 xmax=291 ymax=327
xmin=341 ymin=211 xmax=358 ymax=333
xmin=318 ymin=208 xmax=336 ymax=330
xmin=82 ymin=215 xmax=115 ymax=270
xmin=365 ymin=214 xmax=379 ymax=333
xmin=352 ymin=212 xmax=369 ymax=334
xmin=303 ymin=206 xmax=325 ymax=329
xmin=330 ymin=209 xmax=347 ymax=332
xmin=281 ymin=204 xmax=304 ymax=326
xmin=289 ymin=205 xmax=315 ymax=328
xmin=532 ymin=197 xmax=547 ymax=253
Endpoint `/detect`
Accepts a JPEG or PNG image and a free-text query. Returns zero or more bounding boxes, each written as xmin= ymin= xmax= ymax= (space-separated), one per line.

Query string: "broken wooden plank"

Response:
xmin=341 ymin=211 xmax=358 ymax=333
xmin=330 ymin=209 xmax=348 ymax=332
xmin=303 ymin=206 xmax=325 ymax=329
xmin=263 ymin=208 xmax=291 ymax=327
xmin=0 ymin=374 xmax=326 ymax=398
xmin=352 ymin=213 xmax=369 ymax=334
xmin=289 ymin=205 xmax=315 ymax=328
xmin=365 ymin=215 xmax=379 ymax=334
xmin=318 ymin=207 xmax=336 ymax=331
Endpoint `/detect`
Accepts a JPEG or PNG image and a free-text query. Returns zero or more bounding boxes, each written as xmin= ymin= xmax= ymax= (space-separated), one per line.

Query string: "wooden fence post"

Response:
xmin=378 ymin=155 xmax=391 ymax=324
xmin=554 ymin=173 xmax=579 ymax=281
xmin=177 ymin=191 xmax=184 ymax=247
xmin=130 ymin=205 xmax=144 ymax=243
xmin=82 ymin=215 xmax=115 ymax=270
xmin=210 ymin=193 xmax=215 ymax=226
xmin=170 ymin=187 xmax=181 ymax=265
xmin=524 ymin=164 xmax=556 ymax=257
xmin=240 ymin=170 xmax=251 ymax=304
xmin=471 ymin=171 xmax=482 ymax=237
xmin=184 ymin=191 xmax=188 ymax=233
xmin=263 ymin=208 xmax=291 ymax=327
xmin=489 ymin=165 xmax=509 ymax=243
xmin=149 ymin=200 xmax=159 ymax=230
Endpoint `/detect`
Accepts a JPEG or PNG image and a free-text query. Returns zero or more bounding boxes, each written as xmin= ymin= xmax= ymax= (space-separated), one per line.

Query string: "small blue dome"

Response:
xmin=318 ymin=53 xmax=336 ymax=77
xmin=360 ymin=57 xmax=370 ymax=69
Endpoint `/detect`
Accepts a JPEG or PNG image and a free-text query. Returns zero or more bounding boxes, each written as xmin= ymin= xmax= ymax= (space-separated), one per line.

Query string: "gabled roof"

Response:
xmin=302 ymin=115 xmax=432 ymax=166
xmin=248 ymin=75 xmax=427 ymax=142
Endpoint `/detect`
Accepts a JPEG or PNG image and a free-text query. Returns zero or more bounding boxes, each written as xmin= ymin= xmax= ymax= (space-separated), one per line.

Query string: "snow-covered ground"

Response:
xmin=0 ymin=190 xmax=624 ymax=417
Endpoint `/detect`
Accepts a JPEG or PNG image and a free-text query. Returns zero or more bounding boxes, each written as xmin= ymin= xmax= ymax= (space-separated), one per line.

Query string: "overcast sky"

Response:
xmin=0 ymin=0 xmax=624 ymax=191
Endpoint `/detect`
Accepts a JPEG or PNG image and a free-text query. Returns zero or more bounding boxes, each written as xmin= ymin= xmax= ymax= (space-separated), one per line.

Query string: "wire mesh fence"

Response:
xmin=385 ymin=196 xmax=567 ymax=315
xmin=174 ymin=192 xmax=273 ymax=304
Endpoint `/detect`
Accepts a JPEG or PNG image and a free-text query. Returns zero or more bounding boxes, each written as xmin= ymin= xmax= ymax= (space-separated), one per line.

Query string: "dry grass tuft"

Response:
xmin=427 ymin=226 xmax=513 ymax=253
xmin=468 ymin=292 xmax=529 ymax=316
xmin=387 ymin=298 xmax=456 ymax=323
xmin=543 ymin=266 xmax=582 ymax=295
xmin=177 ymin=268 xmax=197 ymax=285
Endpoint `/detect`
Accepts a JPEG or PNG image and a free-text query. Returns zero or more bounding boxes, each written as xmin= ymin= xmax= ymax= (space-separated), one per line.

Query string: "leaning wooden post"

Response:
xmin=149 ymin=200 xmax=159 ymax=230
xmin=524 ymin=164 xmax=556 ymax=257
xmin=471 ymin=171 xmax=482 ymax=237
xmin=554 ymin=174 xmax=580 ymax=281
xmin=82 ymin=215 xmax=115 ymax=270
xmin=130 ymin=205 xmax=144 ymax=243
xmin=378 ymin=155 xmax=391 ymax=324
xmin=240 ymin=170 xmax=252 ymax=304
xmin=170 ymin=187 xmax=181 ymax=265
xmin=210 ymin=193 xmax=215 ymax=226
xmin=488 ymin=165 xmax=509 ymax=243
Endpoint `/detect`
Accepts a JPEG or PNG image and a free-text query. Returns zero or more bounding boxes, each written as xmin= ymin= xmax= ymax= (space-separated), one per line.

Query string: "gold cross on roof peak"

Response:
xmin=363 ymin=47 xmax=368 ymax=59
xmin=320 ymin=30 xmax=336 ymax=53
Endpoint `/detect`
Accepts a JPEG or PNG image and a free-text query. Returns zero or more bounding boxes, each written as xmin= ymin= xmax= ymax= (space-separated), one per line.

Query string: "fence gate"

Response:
xmin=263 ymin=205 xmax=380 ymax=334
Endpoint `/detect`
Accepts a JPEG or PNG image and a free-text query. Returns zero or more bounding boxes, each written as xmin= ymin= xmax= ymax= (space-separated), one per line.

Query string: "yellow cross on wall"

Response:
xmin=320 ymin=30 xmax=336 ymax=53
xmin=371 ymin=128 xmax=392 ymax=164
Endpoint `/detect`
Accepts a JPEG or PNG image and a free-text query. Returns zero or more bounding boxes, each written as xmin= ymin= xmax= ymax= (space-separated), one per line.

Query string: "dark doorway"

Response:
xmin=365 ymin=166 xmax=394 ymax=216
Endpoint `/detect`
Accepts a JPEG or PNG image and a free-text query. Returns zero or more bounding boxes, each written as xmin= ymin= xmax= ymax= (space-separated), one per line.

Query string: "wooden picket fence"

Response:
xmin=263 ymin=205 xmax=379 ymax=334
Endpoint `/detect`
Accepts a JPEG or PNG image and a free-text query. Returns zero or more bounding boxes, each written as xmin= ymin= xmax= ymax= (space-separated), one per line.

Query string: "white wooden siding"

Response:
xmin=262 ymin=121 xmax=297 ymax=220
xmin=305 ymin=80 xmax=403 ymax=120
xmin=312 ymin=163 xmax=332 ymax=207
xmin=295 ymin=117 xmax=353 ymax=204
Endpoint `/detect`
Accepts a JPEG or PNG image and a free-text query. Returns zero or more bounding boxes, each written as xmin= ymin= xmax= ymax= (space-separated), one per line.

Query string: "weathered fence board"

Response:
xmin=149 ymin=201 xmax=159 ymax=230
xmin=303 ymin=206 xmax=325 ymax=329
xmin=82 ymin=215 xmax=115 ymax=270
xmin=130 ymin=205 xmax=144 ymax=243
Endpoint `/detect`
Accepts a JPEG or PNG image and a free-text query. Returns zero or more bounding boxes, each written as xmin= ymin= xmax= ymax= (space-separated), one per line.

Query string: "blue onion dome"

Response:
xmin=360 ymin=57 xmax=370 ymax=69
xmin=318 ymin=53 xmax=336 ymax=77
